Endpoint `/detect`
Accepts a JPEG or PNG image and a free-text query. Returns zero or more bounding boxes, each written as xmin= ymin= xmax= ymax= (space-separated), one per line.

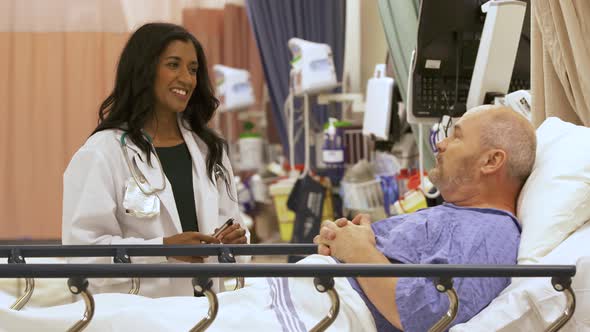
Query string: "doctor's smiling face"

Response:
xmin=153 ymin=40 xmax=198 ymax=115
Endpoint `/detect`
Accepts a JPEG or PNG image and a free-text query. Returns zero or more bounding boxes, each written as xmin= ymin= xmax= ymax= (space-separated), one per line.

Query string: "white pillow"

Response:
xmin=451 ymin=223 xmax=590 ymax=332
xmin=517 ymin=117 xmax=590 ymax=264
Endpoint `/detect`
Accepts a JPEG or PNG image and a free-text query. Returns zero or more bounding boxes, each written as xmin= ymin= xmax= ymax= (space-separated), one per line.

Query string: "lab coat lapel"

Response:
xmin=178 ymin=118 xmax=219 ymax=235
xmin=118 ymin=132 xmax=183 ymax=234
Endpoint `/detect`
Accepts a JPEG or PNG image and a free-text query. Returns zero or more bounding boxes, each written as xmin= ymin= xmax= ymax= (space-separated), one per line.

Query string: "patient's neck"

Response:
xmin=455 ymin=198 xmax=516 ymax=215
xmin=446 ymin=184 xmax=517 ymax=215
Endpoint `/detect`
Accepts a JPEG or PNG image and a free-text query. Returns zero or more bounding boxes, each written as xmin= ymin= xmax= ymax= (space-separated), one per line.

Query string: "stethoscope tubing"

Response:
xmin=120 ymin=132 xmax=167 ymax=196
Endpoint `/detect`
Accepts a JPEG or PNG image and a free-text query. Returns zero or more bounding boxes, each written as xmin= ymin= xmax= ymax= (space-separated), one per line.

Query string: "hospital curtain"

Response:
xmin=531 ymin=0 xmax=590 ymax=127
xmin=245 ymin=0 xmax=346 ymax=166
xmin=182 ymin=4 xmax=266 ymax=143
xmin=377 ymin=0 xmax=435 ymax=170
xmin=0 ymin=1 xmax=132 ymax=240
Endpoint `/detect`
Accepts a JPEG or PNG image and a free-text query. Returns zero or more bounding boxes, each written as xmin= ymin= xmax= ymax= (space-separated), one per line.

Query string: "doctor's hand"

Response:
xmin=214 ymin=224 xmax=248 ymax=244
xmin=163 ymin=232 xmax=221 ymax=263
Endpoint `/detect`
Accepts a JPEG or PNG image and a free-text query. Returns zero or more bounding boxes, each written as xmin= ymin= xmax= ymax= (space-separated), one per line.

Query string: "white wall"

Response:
xmin=360 ymin=0 xmax=388 ymax=94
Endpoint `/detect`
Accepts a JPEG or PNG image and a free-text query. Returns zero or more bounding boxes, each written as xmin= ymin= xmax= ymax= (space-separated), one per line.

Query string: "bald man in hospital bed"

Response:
xmin=0 ymin=105 xmax=537 ymax=332
xmin=314 ymin=105 xmax=537 ymax=331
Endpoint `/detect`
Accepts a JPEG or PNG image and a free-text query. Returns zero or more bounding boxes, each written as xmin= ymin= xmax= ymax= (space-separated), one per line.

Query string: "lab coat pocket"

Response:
xmin=122 ymin=178 xmax=161 ymax=218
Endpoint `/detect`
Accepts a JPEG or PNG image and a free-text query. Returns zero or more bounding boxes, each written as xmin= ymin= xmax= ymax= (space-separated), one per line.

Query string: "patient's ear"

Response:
xmin=480 ymin=149 xmax=507 ymax=175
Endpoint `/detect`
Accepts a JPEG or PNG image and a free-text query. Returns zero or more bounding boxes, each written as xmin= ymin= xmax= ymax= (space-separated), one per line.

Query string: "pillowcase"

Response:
xmin=517 ymin=117 xmax=590 ymax=264
xmin=451 ymin=222 xmax=590 ymax=331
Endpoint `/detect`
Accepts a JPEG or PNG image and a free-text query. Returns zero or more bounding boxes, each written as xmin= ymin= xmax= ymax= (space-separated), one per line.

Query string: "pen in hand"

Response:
xmin=212 ymin=218 xmax=247 ymax=244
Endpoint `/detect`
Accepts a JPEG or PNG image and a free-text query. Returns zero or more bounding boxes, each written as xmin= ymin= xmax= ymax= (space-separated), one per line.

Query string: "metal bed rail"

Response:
xmin=0 ymin=263 xmax=577 ymax=279
xmin=0 ymin=245 xmax=578 ymax=332
xmin=0 ymin=244 xmax=318 ymax=258
xmin=1 ymin=244 xmax=317 ymax=306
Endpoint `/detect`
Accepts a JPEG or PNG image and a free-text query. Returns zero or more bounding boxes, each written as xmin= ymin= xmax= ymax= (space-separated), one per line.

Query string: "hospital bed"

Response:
xmin=2 ymin=116 xmax=589 ymax=332
xmin=0 ymin=244 xmax=581 ymax=332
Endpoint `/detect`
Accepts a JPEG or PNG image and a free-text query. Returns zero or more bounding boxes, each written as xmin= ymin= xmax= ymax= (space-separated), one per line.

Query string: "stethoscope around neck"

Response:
xmin=120 ymin=131 xmax=167 ymax=196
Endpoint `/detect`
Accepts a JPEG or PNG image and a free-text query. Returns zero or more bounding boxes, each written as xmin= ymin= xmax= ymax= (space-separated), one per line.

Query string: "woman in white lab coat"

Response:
xmin=62 ymin=23 xmax=249 ymax=297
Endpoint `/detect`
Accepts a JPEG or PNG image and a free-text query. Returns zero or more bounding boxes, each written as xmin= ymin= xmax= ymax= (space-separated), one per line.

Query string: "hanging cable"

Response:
xmin=418 ymin=124 xmax=441 ymax=199
xmin=301 ymin=93 xmax=311 ymax=178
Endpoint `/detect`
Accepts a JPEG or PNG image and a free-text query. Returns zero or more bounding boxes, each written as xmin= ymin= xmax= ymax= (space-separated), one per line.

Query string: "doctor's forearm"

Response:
xmin=353 ymin=249 xmax=403 ymax=330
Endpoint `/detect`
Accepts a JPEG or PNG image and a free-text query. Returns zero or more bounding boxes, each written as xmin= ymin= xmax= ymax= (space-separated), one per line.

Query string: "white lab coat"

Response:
xmin=62 ymin=116 xmax=250 ymax=297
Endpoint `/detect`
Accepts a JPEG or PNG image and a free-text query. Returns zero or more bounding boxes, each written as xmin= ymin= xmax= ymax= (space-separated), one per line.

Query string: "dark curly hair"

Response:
xmin=93 ymin=22 xmax=230 ymax=188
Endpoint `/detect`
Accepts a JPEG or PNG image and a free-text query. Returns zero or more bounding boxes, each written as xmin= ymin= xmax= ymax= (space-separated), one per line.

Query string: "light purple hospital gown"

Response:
xmin=348 ymin=203 xmax=521 ymax=332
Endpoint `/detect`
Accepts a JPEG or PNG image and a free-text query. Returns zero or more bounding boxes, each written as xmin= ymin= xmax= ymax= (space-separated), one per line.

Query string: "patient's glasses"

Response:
xmin=1 ymin=244 xmax=577 ymax=332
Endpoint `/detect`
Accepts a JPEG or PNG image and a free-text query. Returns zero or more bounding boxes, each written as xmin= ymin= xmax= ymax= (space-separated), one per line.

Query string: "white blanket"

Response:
xmin=0 ymin=255 xmax=377 ymax=332
xmin=0 ymin=258 xmax=75 ymax=308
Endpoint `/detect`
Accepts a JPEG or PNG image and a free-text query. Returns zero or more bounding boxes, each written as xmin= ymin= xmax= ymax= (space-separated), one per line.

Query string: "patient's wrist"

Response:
xmin=344 ymin=244 xmax=382 ymax=264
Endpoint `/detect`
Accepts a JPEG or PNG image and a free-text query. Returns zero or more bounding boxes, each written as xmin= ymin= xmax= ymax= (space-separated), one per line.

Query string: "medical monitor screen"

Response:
xmin=411 ymin=0 xmax=530 ymax=118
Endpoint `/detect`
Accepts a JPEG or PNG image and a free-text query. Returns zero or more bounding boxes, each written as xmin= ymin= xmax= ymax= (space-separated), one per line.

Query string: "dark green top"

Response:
xmin=155 ymin=143 xmax=198 ymax=232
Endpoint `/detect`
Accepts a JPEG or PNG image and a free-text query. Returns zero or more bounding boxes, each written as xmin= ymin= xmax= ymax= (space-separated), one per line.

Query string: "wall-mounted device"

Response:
xmin=288 ymin=38 xmax=338 ymax=96
xmin=214 ymin=64 xmax=255 ymax=112
xmin=407 ymin=0 xmax=530 ymax=124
